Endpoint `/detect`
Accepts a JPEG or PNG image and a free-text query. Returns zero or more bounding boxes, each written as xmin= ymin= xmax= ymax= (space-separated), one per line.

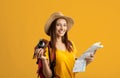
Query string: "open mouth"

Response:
xmin=58 ymin=30 xmax=65 ymax=34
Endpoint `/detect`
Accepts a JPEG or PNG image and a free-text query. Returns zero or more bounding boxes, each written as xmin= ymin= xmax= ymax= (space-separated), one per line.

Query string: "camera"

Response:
xmin=33 ymin=39 xmax=46 ymax=59
xmin=37 ymin=39 xmax=46 ymax=48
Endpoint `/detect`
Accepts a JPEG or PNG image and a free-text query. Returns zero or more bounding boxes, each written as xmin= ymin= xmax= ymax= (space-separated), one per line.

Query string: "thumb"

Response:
xmin=40 ymin=49 xmax=45 ymax=56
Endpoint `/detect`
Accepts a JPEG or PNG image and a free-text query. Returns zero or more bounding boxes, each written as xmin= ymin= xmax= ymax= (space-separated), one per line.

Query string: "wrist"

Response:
xmin=41 ymin=57 xmax=47 ymax=61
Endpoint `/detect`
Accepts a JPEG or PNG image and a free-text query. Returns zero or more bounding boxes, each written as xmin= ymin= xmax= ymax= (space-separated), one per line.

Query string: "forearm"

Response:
xmin=42 ymin=59 xmax=52 ymax=78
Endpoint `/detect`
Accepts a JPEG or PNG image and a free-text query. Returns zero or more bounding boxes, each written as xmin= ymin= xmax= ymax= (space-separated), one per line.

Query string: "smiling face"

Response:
xmin=55 ymin=18 xmax=68 ymax=38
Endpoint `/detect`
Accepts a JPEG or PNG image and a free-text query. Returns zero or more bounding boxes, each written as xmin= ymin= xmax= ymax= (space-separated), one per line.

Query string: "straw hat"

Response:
xmin=44 ymin=12 xmax=74 ymax=36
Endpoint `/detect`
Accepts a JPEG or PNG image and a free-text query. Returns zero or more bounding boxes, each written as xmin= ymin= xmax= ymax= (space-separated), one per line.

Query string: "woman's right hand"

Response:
xmin=34 ymin=48 xmax=46 ymax=60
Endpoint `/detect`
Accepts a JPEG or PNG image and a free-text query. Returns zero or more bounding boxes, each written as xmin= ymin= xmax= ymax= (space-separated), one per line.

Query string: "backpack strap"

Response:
xmin=48 ymin=42 xmax=56 ymax=78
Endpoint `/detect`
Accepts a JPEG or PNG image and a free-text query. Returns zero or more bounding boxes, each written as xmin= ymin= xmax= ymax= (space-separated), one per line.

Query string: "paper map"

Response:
xmin=73 ymin=42 xmax=104 ymax=72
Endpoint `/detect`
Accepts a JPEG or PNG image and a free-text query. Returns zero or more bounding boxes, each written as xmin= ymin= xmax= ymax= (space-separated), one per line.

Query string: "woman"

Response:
xmin=34 ymin=12 xmax=95 ymax=78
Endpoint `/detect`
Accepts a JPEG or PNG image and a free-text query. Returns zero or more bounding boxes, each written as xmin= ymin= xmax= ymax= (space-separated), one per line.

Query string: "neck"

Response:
xmin=56 ymin=37 xmax=63 ymax=43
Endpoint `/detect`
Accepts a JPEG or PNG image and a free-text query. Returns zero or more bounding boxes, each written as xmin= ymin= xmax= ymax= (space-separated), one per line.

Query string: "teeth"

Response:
xmin=59 ymin=30 xmax=64 ymax=34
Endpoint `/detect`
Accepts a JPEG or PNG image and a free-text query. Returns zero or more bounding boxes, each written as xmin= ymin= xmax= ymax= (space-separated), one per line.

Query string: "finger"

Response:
xmin=34 ymin=50 xmax=39 ymax=57
xmin=35 ymin=48 xmax=42 ymax=54
xmin=38 ymin=51 xmax=45 ymax=59
xmin=38 ymin=51 xmax=42 ymax=58
xmin=38 ymin=49 xmax=45 ymax=57
xmin=37 ymin=48 xmax=44 ymax=55
xmin=36 ymin=49 xmax=41 ymax=57
xmin=40 ymin=49 xmax=44 ymax=55
xmin=90 ymin=54 xmax=94 ymax=57
xmin=40 ymin=49 xmax=46 ymax=57
xmin=38 ymin=48 xmax=42 ymax=52
xmin=86 ymin=58 xmax=94 ymax=62
xmin=85 ymin=56 xmax=94 ymax=60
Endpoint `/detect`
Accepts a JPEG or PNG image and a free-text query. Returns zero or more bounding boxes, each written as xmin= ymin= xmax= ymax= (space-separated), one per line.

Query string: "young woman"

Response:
xmin=34 ymin=12 xmax=95 ymax=78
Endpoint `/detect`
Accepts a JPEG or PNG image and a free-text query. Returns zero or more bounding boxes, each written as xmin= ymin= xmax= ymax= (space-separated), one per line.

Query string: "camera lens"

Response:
xmin=37 ymin=40 xmax=45 ymax=48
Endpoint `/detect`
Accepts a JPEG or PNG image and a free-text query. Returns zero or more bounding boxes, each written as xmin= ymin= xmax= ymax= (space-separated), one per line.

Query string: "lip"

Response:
xmin=58 ymin=30 xmax=65 ymax=34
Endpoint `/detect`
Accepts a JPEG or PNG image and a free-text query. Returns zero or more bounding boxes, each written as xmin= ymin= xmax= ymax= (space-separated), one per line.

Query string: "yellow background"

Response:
xmin=0 ymin=0 xmax=120 ymax=78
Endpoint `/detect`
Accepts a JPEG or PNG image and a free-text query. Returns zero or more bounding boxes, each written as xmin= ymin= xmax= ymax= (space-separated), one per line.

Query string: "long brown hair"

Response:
xmin=48 ymin=17 xmax=73 ymax=54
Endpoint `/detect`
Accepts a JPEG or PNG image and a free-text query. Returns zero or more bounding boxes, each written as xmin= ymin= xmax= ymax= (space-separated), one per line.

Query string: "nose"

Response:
xmin=61 ymin=25 xmax=65 ymax=28
xmin=60 ymin=25 xmax=64 ymax=30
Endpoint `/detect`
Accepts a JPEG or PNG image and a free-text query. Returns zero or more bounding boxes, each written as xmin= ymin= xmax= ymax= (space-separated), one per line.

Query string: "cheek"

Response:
xmin=65 ymin=26 xmax=68 ymax=31
xmin=55 ymin=27 xmax=60 ymax=33
xmin=56 ymin=27 xmax=60 ymax=32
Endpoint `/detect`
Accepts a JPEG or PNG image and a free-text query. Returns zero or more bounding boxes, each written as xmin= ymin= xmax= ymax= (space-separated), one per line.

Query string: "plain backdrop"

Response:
xmin=0 ymin=0 xmax=120 ymax=78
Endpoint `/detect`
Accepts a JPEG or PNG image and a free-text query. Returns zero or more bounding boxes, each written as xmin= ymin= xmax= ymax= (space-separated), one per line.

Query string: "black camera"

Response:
xmin=33 ymin=39 xmax=47 ymax=59
xmin=37 ymin=39 xmax=46 ymax=48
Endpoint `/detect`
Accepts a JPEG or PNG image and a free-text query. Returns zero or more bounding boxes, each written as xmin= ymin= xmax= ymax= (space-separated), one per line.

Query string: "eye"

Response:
xmin=63 ymin=24 xmax=67 ymax=27
xmin=56 ymin=23 xmax=60 ymax=26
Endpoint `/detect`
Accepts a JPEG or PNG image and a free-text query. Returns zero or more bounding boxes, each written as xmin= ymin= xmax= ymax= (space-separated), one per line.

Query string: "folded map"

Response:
xmin=73 ymin=42 xmax=104 ymax=72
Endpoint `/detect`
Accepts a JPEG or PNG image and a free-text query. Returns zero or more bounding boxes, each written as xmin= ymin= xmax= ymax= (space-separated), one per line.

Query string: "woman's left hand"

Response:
xmin=85 ymin=50 xmax=97 ymax=65
xmin=85 ymin=53 xmax=94 ymax=65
